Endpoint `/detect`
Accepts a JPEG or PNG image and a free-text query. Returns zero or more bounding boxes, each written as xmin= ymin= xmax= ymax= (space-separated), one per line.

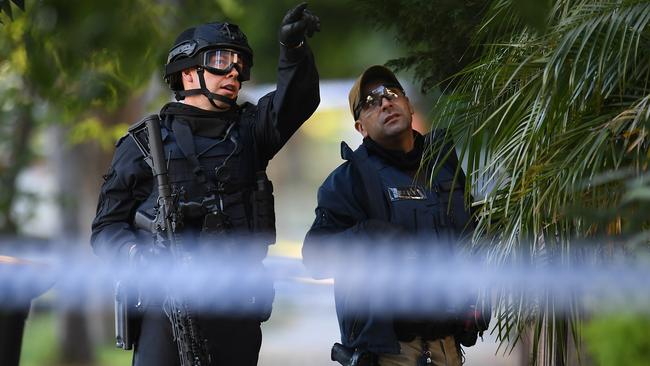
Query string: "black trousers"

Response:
xmin=133 ymin=305 xmax=262 ymax=366
xmin=0 ymin=306 xmax=30 ymax=366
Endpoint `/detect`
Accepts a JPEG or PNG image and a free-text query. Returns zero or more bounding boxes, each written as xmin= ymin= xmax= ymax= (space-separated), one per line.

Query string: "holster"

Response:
xmin=114 ymin=280 xmax=142 ymax=350
xmin=331 ymin=343 xmax=377 ymax=366
xmin=455 ymin=303 xmax=491 ymax=347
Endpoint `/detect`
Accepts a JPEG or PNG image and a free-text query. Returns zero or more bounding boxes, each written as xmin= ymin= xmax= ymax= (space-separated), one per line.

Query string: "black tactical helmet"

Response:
xmin=164 ymin=22 xmax=254 ymax=91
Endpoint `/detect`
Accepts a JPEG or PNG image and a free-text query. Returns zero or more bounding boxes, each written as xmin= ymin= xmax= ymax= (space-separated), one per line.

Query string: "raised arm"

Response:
xmin=254 ymin=3 xmax=321 ymax=161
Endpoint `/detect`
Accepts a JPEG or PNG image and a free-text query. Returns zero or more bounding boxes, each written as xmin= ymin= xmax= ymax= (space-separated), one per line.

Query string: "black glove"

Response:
xmin=278 ymin=2 xmax=321 ymax=47
xmin=125 ymin=242 xmax=168 ymax=269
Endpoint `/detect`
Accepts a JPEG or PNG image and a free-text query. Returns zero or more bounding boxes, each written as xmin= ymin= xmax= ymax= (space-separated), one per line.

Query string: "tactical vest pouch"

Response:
xmin=251 ymin=171 xmax=276 ymax=244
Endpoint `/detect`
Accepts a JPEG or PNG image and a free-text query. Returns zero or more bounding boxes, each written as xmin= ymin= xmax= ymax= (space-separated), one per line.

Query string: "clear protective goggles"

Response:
xmin=355 ymin=85 xmax=405 ymax=118
xmin=201 ymin=49 xmax=249 ymax=80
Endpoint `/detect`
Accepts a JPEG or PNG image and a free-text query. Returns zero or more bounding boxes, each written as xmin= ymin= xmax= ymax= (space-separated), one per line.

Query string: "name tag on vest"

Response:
xmin=387 ymin=186 xmax=428 ymax=201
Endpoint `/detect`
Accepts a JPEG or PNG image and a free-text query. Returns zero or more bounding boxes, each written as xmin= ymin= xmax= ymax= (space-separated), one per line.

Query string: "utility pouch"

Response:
xmin=114 ymin=280 xmax=141 ymax=350
xmin=251 ymin=171 xmax=276 ymax=244
xmin=202 ymin=210 xmax=231 ymax=235
xmin=331 ymin=343 xmax=377 ymax=366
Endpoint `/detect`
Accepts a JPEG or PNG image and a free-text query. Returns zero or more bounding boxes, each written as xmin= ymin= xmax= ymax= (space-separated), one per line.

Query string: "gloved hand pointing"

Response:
xmin=279 ymin=2 xmax=321 ymax=48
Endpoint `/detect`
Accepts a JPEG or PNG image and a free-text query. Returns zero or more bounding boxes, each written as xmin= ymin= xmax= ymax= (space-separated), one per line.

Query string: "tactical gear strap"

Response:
xmin=165 ymin=55 xmax=200 ymax=76
xmin=173 ymin=68 xmax=238 ymax=109
xmin=171 ymin=120 xmax=218 ymax=193
xmin=171 ymin=118 xmax=241 ymax=196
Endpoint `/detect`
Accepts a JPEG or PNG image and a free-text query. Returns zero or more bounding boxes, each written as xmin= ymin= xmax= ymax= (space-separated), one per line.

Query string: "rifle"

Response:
xmin=125 ymin=115 xmax=211 ymax=366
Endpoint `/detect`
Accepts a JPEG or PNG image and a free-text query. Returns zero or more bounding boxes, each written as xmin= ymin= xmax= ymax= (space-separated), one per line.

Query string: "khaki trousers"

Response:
xmin=377 ymin=336 xmax=461 ymax=366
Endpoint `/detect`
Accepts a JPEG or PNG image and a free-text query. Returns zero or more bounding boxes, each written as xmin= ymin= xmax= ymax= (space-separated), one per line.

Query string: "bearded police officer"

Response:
xmin=91 ymin=3 xmax=320 ymax=366
xmin=303 ymin=66 xmax=488 ymax=366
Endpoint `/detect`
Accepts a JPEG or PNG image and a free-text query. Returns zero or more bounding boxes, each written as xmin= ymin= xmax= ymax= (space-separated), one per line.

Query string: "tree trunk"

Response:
xmin=52 ymin=125 xmax=96 ymax=364
xmin=53 ymin=90 xmax=155 ymax=358
xmin=0 ymin=103 xmax=35 ymax=234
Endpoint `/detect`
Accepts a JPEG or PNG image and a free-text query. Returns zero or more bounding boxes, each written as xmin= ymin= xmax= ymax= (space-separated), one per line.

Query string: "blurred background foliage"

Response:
xmin=584 ymin=313 xmax=650 ymax=366
xmin=1 ymin=0 xmax=408 ymax=118
xmin=354 ymin=0 xmax=489 ymax=92
xmin=0 ymin=0 xmax=407 ymax=236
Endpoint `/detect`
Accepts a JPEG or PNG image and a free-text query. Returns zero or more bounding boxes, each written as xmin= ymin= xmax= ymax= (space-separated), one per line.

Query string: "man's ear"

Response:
xmin=354 ymin=120 xmax=368 ymax=137
xmin=181 ymin=68 xmax=195 ymax=86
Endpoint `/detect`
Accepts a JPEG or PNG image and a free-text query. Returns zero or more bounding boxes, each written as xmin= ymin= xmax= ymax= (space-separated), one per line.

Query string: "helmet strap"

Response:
xmin=174 ymin=67 xmax=238 ymax=110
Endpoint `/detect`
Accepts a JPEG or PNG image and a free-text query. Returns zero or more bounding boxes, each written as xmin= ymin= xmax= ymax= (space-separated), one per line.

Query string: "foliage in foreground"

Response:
xmin=428 ymin=0 xmax=650 ymax=364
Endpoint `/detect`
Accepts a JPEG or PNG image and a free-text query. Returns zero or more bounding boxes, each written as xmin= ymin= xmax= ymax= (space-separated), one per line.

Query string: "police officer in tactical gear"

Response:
xmin=303 ymin=66 xmax=487 ymax=366
xmin=91 ymin=3 xmax=320 ymax=365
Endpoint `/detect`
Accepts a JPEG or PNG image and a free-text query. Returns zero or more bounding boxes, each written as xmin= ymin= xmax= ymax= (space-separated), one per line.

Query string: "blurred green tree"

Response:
xmin=584 ymin=313 xmax=650 ymax=366
xmin=354 ymin=0 xmax=489 ymax=92
xmin=0 ymin=0 xmax=400 ymax=234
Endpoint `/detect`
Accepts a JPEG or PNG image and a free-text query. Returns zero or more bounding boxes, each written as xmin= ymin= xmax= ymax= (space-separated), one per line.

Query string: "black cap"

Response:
xmin=348 ymin=65 xmax=403 ymax=120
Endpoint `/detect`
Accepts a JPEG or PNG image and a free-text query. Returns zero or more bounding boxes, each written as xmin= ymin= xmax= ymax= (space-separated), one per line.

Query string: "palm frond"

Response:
xmin=0 ymin=0 xmax=25 ymax=23
xmin=426 ymin=0 xmax=650 ymax=364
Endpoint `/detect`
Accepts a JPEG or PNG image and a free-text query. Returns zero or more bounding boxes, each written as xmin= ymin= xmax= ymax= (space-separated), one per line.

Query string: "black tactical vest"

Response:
xmin=372 ymin=155 xmax=470 ymax=240
xmin=135 ymin=104 xmax=276 ymax=255
xmin=342 ymin=141 xmax=472 ymax=241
